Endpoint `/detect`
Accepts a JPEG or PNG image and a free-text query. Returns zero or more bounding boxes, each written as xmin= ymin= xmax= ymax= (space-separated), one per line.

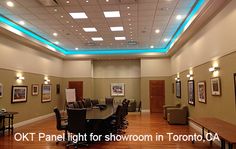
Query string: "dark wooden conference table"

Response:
xmin=86 ymin=105 xmax=117 ymax=120
xmin=84 ymin=104 xmax=118 ymax=135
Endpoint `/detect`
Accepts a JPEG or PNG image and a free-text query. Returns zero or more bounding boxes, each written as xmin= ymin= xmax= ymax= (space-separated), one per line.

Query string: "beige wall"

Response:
xmin=0 ymin=68 xmax=62 ymax=123
xmin=93 ymin=60 xmax=140 ymax=78
xmin=170 ymin=0 xmax=236 ymax=124
xmin=62 ymin=60 xmax=93 ymax=78
xmin=141 ymin=58 xmax=171 ymax=77
xmin=171 ymin=0 xmax=236 ymax=74
xmin=171 ymin=51 xmax=236 ymax=124
xmin=0 ymin=34 xmax=63 ymax=77
xmin=94 ymin=78 xmax=140 ymax=103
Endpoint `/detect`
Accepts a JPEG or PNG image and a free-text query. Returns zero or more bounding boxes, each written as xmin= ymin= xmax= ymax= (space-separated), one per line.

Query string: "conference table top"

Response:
xmin=86 ymin=105 xmax=117 ymax=120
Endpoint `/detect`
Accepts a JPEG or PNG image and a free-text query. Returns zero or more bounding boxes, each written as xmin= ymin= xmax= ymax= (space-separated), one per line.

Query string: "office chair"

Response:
xmin=53 ymin=107 xmax=68 ymax=144
xmin=67 ymin=108 xmax=88 ymax=148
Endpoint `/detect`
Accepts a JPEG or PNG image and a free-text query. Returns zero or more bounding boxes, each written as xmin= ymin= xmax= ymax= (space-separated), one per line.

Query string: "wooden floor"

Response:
xmin=0 ymin=113 xmax=220 ymax=149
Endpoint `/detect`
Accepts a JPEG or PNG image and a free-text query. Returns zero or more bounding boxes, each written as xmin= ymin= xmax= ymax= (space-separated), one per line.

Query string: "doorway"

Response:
xmin=68 ymin=81 xmax=83 ymax=101
xmin=149 ymin=80 xmax=165 ymax=113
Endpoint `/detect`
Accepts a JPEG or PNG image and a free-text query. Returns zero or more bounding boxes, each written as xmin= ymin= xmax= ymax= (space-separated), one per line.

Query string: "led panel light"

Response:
xmin=83 ymin=27 xmax=97 ymax=32
xmin=92 ymin=37 xmax=103 ymax=41
xmin=110 ymin=26 xmax=124 ymax=31
xmin=115 ymin=37 xmax=126 ymax=40
xmin=69 ymin=12 xmax=88 ymax=19
xmin=104 ymin=11 xmax=120 ymax=18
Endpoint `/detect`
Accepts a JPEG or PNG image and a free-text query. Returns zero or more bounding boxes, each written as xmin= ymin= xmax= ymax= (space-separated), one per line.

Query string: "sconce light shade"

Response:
xmin=209 ymin=66 xmax=220 ymax=72
xmin=44 ymin=79 xmax=50 ymax=84
xmin=186 ymin=74 xmax=193 ymax=78
xmin=16 ymin=76 xmax=25 ymax=80
xmin=175 ymin=77 xmax=180 ymax=81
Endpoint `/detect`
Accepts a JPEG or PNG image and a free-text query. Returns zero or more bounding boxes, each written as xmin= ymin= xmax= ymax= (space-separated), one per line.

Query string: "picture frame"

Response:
xmin=172 ymin=83 xmax=174 ymax=94
xmin=11 ymin=86 xmax=27 ymax=103
xmin=32 ymin=84 xmax=39 ymax=96
xmin=41 ymin=84 xmax=52 ymax=103
xmin=198 ymin=81 xmax=207 ymax=103
xmin=188 ymin=80 xmax=195 ymax=105
xmin=56 ymin=84 xmax=60 ymax=94
xmin=0 ymin=83 xmax=3 ymax=98
xmin=233 ymin=73 xmax=236 ymax=102
xmin=111 ymin=83 xmax=125 ymax=96
xmin=176 ymin=81 xmax=181 ymax=98
xmin=210 ymin=77 xmax=221 ymax=96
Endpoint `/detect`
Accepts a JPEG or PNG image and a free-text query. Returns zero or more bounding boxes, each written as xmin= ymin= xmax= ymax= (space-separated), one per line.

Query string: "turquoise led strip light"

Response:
xmin=0 ymin=0 xmax=205 ymax=55
xmin=0 ymin=15 xmax=67 ymax=54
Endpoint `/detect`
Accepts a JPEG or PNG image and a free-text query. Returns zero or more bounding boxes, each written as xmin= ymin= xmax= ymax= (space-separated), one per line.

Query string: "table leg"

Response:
xmin=202 ymin=127 xmax=205 ymax=140
xmin=8 ymin=115 xmax=11 ymax=134
xmin=221 ymin=139 xmax=225 ymax=149
xmin=228 ymin=143 xmax=233 ymax=149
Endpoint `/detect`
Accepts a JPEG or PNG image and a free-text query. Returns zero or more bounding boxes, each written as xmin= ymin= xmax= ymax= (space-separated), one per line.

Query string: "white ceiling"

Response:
xmin=0 ymin=0 xmax=196 ymax=52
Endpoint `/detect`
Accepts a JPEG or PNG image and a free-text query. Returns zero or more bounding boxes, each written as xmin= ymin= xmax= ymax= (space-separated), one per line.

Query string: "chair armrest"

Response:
xmin=167 ymin=108 xmax=188 ymax=124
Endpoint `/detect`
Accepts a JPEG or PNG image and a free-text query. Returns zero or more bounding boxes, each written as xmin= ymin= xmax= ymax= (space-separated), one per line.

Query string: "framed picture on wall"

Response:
xmin=11 ymin=86 xmax=28 ymax=103
xmin=198 ymin=81 xmax=207 ymax=103
xmin=41 ymin=84 xmax=51 ymax=103
xmin=188 ymin=80 xmax=195 ymax=105
xmin=111 ymin=83 xmax=125 ymax=96
xmin=210 ymin=77 xmax=221 ymax=96
xmin=176 ymin=81 xmax=181 ymax=98
xmin=32 ymin=84 xmax=39 ymax=96
xmin=56 ymin=84 xmax=60 ymax=94
xmin=172 ymin=83 xmax=174 ymax=94
xmin=233 ymin=73 xmax=236 ymax=102
xmin=0 ymin=83 xmax=3 ymax=98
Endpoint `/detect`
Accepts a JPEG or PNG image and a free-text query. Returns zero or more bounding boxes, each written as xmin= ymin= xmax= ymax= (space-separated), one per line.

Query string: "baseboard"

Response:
xmin=141 ymin=109 xmax=150 ymax=113
xmin=14 ymin=113 xmax=54 ymax=128
xmin=189 ymin=121 xmax=221 ymax=146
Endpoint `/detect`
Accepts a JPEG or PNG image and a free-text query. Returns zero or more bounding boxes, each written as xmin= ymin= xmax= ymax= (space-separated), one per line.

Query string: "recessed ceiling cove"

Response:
xmin=0 ymin=0 xmax=205 ymax=55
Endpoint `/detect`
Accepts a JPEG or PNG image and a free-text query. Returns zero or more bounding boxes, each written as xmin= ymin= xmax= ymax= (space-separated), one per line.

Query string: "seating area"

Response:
xmin=163 ymin=104 xmax=188 ymax=125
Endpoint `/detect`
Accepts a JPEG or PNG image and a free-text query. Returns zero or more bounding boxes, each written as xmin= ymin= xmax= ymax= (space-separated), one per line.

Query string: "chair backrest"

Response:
xmin=73 ymin=102 xmax=79 ymax=108
xmin=67 ymin=108 xmax=87 ymax=134
xmin=115 ymin=105 xmax=123 ymax=128
xmin=105 ymin=97 xmax=114 ymax=105
xmin=84 ymin=98 xmax=92 ymax=108
xmin=53 ymin=107 xmax=62 ymax=130
xmin=78 ymin=100 xmax=85 ymax=108
xmin=91 ymin=99 xmax=99 ymax=106
xmin=67 ymin=103 xmax=74 ymax=108
xmin=0 ymin=116 xmax=4 ymax=129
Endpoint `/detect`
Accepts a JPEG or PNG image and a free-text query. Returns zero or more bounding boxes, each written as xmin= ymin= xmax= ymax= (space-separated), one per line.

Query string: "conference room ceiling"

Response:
xmin=0 ymin=0 xmax=206 ymax=57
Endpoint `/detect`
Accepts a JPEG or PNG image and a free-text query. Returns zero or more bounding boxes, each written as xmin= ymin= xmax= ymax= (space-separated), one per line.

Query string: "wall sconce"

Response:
xmin=44 ymin=79 xmax=50 ymax=84
xmin=16 ymin=76 xmax=25 ymax=81
xmin=209 ymin=66 xmax=220 ymax=72
xmin=186 ymin=74 xmax=193 ymax=78
xmin=175 ymin=77 xmax=180 ymax=81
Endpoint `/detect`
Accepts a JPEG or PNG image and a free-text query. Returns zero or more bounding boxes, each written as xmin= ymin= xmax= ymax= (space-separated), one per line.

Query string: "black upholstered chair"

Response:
xmin=67 ymin=108 xmax=88 ymax=148
xmin=91 ymin=99 xmax=99 ymax=106
xmin=78 ymin=100 xmax=85 ymax=108
xmin=53 ymin=107 xmax=68 ymax=144
xmin=105 ymin=97 xmax=114 ymax=106
xmin=83 ymin=98 xmax=92 ymax=108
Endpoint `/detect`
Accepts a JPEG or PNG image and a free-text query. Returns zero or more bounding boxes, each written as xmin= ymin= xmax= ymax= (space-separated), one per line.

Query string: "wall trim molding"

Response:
xmin=189 ymin=121 xmax=220 ymax=146
xmin=141 ymin=109 xmax=150 ymax=112
xmin=14 ymin=113 xmax=54 ymax=128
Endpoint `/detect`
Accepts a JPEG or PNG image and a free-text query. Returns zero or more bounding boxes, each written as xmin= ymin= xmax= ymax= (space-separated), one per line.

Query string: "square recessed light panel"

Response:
xmin=69 ymin=12 xmax=88 ymax=19
xmin=104 ymin=11 xmax=120 ymax=18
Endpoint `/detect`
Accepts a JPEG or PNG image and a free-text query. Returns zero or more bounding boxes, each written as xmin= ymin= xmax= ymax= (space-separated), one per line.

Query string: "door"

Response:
xmin=149 ymin=80 xmax=165 ymax=113
xmin=68 ymin=81 xmax=83 ymax=101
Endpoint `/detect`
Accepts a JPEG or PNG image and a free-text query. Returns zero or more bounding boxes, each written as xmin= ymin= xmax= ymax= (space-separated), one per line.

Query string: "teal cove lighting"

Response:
xmin=0 ymin=0 xmax=205 ymax=56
